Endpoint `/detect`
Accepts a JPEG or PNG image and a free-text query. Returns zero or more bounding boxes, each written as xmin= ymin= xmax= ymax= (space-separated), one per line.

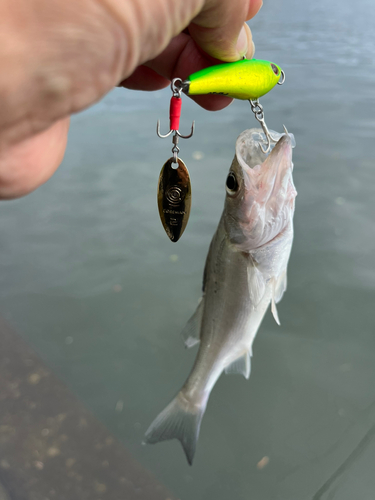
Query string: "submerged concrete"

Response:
xmin=0 ymin=317 xmax=175 ymax=500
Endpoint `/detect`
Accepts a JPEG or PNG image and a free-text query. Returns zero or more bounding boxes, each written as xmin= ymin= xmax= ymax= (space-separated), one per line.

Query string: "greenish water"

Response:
xmin=1 ymin=0 xmax=375 ymax=498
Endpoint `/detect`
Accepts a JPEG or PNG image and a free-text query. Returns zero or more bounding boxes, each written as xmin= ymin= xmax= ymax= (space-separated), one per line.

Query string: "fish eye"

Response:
xmin=271 ymin=63 xmax=279 ymax=76
xmin=226 ymin=172 xmax=238 ymax=194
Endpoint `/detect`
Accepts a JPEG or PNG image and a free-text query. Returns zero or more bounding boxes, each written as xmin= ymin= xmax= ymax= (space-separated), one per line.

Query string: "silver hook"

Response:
xmin=249 ymin=100 xmax=279 ymax=154
xmin=176 ymin=122 xmax=195 ymax=139
xmin=156 ymin=120 xmax=173 ymax=138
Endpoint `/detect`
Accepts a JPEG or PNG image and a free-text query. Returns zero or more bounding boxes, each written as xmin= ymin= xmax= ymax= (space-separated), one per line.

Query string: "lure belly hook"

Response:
xmin=248 ymin=99 xmax=278 ymax=154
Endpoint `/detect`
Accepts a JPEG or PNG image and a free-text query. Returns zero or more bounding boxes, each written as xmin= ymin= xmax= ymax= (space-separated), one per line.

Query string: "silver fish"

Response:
xmin=145 ymin=128 xmax=297 ymax=464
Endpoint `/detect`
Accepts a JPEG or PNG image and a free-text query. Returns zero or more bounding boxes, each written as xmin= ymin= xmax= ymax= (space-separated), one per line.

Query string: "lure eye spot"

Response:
xmin=271 ymin=63 xmax=279 ymax=76
xmin=226 ymin=172 xmax=238 ymax=194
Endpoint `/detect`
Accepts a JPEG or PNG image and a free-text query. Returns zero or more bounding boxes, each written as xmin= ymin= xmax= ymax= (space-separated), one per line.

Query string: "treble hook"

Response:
xmin=176 ymin=125 xmax=195 ymax=139
xmin=157 ymin=78 xmax=195 ymax=162
xmin=157 ymin=78 xmax=195 ymax=139
xmin=249 ymin=100 xmax=279 ymax=154
xmin=156 ymin=121 xmax=173 ymax=139
xmin=156 ymin=121 xmax=195 ymax=139
xmin=258 ymin=118 xmax=279 ymax=154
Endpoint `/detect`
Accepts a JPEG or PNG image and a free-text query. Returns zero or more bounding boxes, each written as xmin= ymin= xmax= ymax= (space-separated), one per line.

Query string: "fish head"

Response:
xmin=224 ymin=128 xmax=297 ymax=251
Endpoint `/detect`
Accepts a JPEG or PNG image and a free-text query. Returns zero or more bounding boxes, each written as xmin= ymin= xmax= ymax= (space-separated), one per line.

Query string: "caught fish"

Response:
xmin=181 ymin=59 xmax=284 ymax=100
xmin=145 ymin=128 xmax=297 ymax=464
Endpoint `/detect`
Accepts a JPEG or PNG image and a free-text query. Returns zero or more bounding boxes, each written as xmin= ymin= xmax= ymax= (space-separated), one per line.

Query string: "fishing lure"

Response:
xmin=182 ymin=58 xmax=283 ymax=100
xmin=156 ymin=80 xmax=194 ymax=242
xmin=156 ymin=58 xmax=285 ymax=242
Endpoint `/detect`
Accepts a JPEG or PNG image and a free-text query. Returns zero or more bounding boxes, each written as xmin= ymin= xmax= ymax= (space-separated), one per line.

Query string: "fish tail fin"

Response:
xmin=144 ymin=391 xmax=207 ymax=465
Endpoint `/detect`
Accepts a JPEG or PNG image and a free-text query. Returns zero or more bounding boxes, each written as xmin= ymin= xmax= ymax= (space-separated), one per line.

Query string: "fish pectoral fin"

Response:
xmin=181 ymin=296 xmax=204 ymax=348
xmin=225 ymin=351 xmax=251 ymax=379
xmin=274 ymin=270 xmax=287 ymax=304
xmin=248 ymin=264 xmax=266 ymax=308
xmin=271 ymin=277 xmax=281 ymax=325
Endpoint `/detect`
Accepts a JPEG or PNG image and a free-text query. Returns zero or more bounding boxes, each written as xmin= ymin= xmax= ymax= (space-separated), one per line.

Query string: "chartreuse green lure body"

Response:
xmin=182 ymin=59 xmax=283 ymax=100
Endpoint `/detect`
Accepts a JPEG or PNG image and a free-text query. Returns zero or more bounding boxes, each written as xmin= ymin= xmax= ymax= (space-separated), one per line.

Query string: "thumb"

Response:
xmin=188 ymin=0 xmax=262 ymax=62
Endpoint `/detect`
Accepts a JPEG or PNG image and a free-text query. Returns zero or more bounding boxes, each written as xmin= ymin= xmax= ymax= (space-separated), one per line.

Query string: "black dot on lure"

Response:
xmin=271 ymin=63 xmax=280 ymax=76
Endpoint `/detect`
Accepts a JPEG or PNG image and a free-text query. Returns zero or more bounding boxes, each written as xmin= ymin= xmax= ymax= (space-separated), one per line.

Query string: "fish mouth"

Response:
xmin=225 ymin=128 xmax=296 ymax=250
xmin=265 ymin=133 xmax=293 ymax=179
xmin=236 ymin=130 xmax=294 ymax=201
xmin=262 ymin=133 xmax=294 ymax=202
xmin=236 ymin=129 xmax=293 ymax=168
xmin=268 ymin=132 xmax=293 ymax=159
xmin=236 ymin=128 xmax=294 ymax=179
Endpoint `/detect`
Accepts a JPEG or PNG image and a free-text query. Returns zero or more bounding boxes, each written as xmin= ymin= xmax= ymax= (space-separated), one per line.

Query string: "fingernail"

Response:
xmin=236 ymin=26 xmax=248 ymax=57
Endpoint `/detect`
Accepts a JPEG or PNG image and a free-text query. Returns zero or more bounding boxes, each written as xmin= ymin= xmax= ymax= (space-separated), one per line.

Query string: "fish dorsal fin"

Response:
xmin=181 ymin=296 xmax=204 ymax=348
xmin=224 ymin=351 xmax=251 ymax=379
xmin=274 ymin=270 xmax=287 ymax=304
xmin=247 ymin=261 xmax=266 ymax=308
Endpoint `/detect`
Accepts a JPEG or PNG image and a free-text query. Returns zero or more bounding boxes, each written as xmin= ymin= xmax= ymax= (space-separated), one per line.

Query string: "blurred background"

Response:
xmin=1 ymin=0 xmax=375 ymax=498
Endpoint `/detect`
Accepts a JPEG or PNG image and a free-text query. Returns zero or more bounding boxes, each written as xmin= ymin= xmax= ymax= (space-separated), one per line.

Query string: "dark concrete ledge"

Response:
xmin=0 ymin=317 xmax=174 ymax=500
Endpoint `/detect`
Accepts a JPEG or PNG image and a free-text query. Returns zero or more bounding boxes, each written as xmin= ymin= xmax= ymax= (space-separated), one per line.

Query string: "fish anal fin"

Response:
xmin=248 ymin=263 xmax=266 ymax=307
xmin=181 ymin=297 xmax=204 ymax=349
xmin=225 ymin=351 xmax=251 ymax=379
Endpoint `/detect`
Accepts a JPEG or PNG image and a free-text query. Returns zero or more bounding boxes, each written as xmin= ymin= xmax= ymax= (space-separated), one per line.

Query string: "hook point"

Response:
xmin=176 ymin=121 xmax=195 ymax=139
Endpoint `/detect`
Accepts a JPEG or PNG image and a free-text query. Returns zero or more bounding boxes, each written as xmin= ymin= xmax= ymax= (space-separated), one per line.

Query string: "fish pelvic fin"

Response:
xmin=181 ymin=296 xmax=204 ymax=348
xmin=271 ymin=271 xmax=288 ymax=325
xmin=144 ymin=391 xmax=207 ymax=465
xmin=248 ymin=261 xmax=266 ymax=307
xmin=271 ymin=293 xmax=280 ymax=325
xmin=274 ymin=270 xmax=287 ymax=304
xmin=225 ymin=351 xmax=251 ymax=379
xmin=271 ymin=277 xmax=281 ymax=325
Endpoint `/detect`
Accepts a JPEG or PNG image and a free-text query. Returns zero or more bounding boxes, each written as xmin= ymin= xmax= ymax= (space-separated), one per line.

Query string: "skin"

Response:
xmin=0 ymin=0 xmax=262 ymax=199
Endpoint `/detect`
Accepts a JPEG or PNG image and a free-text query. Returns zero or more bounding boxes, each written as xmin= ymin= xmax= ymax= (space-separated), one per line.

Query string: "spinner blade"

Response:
xmin=157 ymin=158 xmax=191 ymax=242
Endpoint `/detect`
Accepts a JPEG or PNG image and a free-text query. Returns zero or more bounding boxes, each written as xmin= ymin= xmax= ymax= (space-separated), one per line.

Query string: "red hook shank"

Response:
xmin=169 ymin=96 xmax=182 ymax=131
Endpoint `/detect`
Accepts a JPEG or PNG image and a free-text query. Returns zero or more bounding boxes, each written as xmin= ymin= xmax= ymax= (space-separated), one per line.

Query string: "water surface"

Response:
xmin=1 ymin=0 xmax=375 ymax=498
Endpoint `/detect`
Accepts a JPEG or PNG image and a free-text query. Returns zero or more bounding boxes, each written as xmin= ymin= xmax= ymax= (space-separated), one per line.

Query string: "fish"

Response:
xmin=144 ymin=128 xmax=297 ymax=465
xmin=181 ymin=59 xmax=284 ymax=100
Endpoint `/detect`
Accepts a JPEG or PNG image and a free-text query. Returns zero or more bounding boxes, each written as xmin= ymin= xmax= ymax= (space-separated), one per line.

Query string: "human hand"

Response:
xmin=0 ymin=0 xmax=262 ymax=198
